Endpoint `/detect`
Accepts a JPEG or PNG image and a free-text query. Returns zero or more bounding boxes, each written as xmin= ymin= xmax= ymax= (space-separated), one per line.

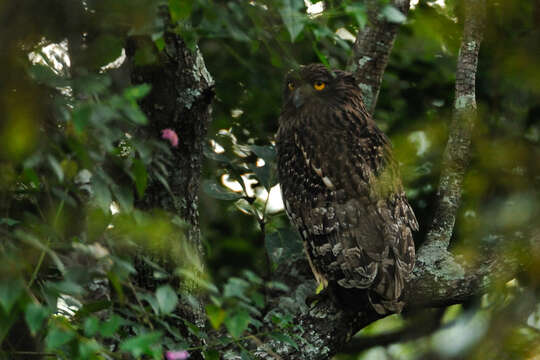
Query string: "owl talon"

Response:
xmin=305 ymin=285 xmax=340 ymax=309
xmin=306 ymin=289 xmax=326 ymax=308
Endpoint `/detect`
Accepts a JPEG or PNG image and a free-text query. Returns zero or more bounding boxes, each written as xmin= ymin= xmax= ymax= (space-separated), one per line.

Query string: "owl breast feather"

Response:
xmin=277 ymin=103 xmax=417 ymax=315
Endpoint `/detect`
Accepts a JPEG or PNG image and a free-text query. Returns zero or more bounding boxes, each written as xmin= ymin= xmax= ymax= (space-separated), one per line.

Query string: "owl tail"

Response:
xmin=368 ymin=292 xmax=405 ymax=315
xmin=369 ymin=257 xmax=407 ymax=314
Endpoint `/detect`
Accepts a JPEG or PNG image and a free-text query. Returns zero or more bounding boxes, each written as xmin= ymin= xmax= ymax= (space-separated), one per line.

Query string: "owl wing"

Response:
xmin=294 ymin=119 xmax=417 ymax=314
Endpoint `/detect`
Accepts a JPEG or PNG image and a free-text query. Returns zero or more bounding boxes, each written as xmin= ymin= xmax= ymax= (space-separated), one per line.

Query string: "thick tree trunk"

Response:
xmin=129 ymin=34 xmax=214 ymax=255
xmin=127 ymin=19 xmax=214 ymax=356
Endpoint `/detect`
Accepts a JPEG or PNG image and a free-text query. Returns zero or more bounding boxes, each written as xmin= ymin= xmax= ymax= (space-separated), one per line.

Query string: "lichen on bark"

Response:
xmin=347 ymin=0 xmax=411 ymax=114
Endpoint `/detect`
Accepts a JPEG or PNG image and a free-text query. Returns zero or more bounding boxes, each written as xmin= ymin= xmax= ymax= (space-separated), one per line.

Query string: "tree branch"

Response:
xmin=418 ymin=0 xmax=486 ymax=258
xmin=250 ymin=235 xmax=529 ymax=360
xmin=340 ymin=309 xmax=445 ymax=354
xmin=347 ymin=0 xmax=411 ymax=114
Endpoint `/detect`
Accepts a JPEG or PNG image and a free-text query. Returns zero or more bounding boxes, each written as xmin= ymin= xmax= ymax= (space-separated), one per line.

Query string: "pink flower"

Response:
xmin=161 ymin=128 xmax=179 ymax=147
xmin=165 ymin=350 xmax=189 ymax=360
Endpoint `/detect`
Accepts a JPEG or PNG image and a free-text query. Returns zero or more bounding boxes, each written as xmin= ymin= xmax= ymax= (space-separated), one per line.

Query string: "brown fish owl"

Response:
xmin=276 ymin=64 xmax=418 ymax=314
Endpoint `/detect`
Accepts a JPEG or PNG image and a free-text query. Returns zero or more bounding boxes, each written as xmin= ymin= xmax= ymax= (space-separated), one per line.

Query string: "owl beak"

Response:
xmin=292 ymin=89 xmax=304 ymax=108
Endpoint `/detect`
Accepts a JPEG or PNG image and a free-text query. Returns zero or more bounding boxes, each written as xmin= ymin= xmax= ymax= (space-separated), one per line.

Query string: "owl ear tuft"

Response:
xmin=345 ymin=73 xmax=358 ymax=85
xmin=346 ymin=73 xmax=358 ymax=84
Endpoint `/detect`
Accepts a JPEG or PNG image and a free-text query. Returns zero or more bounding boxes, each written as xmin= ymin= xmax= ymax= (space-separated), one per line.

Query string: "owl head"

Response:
xmin=282 ymin=63 xmax=360 ymax=112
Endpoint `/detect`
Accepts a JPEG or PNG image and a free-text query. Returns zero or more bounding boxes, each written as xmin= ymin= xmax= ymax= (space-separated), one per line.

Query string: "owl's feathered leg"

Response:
xmin=305 ymin=285 xmax=330 ymax=308
xmin=306 ymin=282 xmax=375 ymax=315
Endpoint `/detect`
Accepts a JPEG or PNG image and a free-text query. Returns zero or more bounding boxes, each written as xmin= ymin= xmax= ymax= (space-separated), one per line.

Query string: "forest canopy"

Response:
xmin=0 ymin=0 xmax=539 ymax=359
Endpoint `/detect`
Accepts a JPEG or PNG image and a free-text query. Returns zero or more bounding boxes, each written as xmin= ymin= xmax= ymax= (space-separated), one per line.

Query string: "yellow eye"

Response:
xmin=314 ymin=81 xmax=326 ymax=91
xmin=287 ymin=82 xmax=295 ymax=91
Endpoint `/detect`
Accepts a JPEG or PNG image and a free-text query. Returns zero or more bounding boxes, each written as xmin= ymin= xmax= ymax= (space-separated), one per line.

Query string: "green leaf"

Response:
xmin=249 ymin=145 xmax=276 ymax=162
xmin=240 ymin=350 xmax=253 ymax=360
xmin=0 ymin=218 xmax=19 ymax=226
xmin=71 ymin=105 xmax=91 ymax=133
xmin=183 ymin=319 xmax=204 ymax=338
xmin=84 ymin=34 xmax=123 ymax=69
xmin=267 ymin=281 xmax=290 ymax=292
xmin=206 ymin=304 xmax=226 ymax=330
xmin=100 ymin=314 xmax=127 ymax=337
xmin=223 ymin=277 xmax=250 ymax=301
xmin=24 ymin=303 xmax=49 ymax=336
xmin=204 ymin=349 xmax=220 ymax=360
xmin=202 ymin=180 xmax=243 ymax=200
xmin=312 ymin=42 xmax=330 ymax=68
xmin=265 ymin=228 xmax=303 ymax=264
xmin=132 ymin=159 xmax=148 ymax=198
xmin=204 ymin=145 xmax=231 ymax=163
xmin=45 ymin=327 xmax=76 ymax=350
xmin=250 ymin=163 xmax=275 ymax=190
xmin=46 ymin=280 xmax=85 ymax=295
xmin=154 ymin=171 xmax=172 ymax=194
xmin=92 ymin=175 xmax=112 ymax=213
xmin=15 ymin=231 xmax=65 ymax=274
xmin=270 ymin=332 xmax=299 ymax=350
xmin=23 ymin=168 xmax=40 ymax=188
xmin=112 ymin=184 xmax=134 ymax=213
xmin=382 ymin=5 xmax=407 ymax=24
xmin=73 ymin=300 xmax=111 ymax=321
xmin=139 ymin=293 xmax=160 ymax=315
xmin=225 ymin=310 xmax=250 ymax=338
xmin=134 ymin=44 xmax=158 ymax=66
xmin=73 ymin=74 xmax=112 ymax=96
xmin=83 ymin=316 xmax=100 ymax=337
xmin=242 ymin=270 xmax=263 ymax=285
xmin=119 ymin=331 xmax=162 ymax=357
xmin=122 ymin=104 xmax=148 ymax=125
xmin=48 ymin=155 xmax=64 ymax=182
xmin=169 ymin=0 xmax=192 ymax=22
xmin=279 ymin=0 xmax=306 ymax=42
xmin=251 ymin=291 xmax=265 ymax=309
xmin=79 ymin=339 xmax=102 ymax=358
xmin=28 ymin=64 xmax=69 ymax=87
xmin=154 ymin=36 xmax=165 ymax=52
xmin=345 ymin=3 xmax=367 ymax=28
xmin=124 ymin=84 xmax=152 ymax=101
xmin=156 ymin=285 xmax=178 ymax=315
xmin=87 ymin=207 xmax=112 ymax=242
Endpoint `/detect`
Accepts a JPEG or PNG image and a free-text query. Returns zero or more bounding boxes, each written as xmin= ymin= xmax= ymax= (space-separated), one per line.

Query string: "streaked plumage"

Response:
xmin=276 ymin=64 xmax=418 ymax=314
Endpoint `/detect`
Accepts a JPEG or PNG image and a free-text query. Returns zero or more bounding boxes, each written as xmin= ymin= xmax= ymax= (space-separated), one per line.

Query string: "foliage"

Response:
xmin=1 ymin=0 xmax=540 ymax=359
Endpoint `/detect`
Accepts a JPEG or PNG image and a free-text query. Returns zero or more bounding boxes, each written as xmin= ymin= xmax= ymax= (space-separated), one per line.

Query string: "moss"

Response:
xmin=416 ymin=244 xmax=465 ymax=282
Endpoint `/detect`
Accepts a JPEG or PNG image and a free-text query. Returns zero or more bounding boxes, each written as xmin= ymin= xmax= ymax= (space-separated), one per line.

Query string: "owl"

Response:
xmin=276 ymin=64 xmax=418 ymax=314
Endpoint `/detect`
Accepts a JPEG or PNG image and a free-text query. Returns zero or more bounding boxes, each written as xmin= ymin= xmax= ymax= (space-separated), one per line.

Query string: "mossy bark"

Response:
xmin=127 ymin=20 xmax=214 ymax=358
xmin=347 ymin=0 xmax=411 ymax=114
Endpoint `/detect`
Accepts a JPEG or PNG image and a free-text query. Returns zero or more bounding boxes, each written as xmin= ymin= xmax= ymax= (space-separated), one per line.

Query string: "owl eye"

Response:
xmin=287 ymin=82 xmax=295 ymax=91
xmin=313 ymin=81 xmax=326 ymax=91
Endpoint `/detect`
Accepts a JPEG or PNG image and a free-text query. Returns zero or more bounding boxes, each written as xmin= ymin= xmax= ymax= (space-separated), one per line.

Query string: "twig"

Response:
xmin=128 ymin=281 xmax=155 ymax=330
xmin=28 ymin=200 xmax=64 ymax=288
xmin=249 ymin=335 xmax=283 ymax=360
xmin=419 ymin=0 xmax=486 ymax=257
